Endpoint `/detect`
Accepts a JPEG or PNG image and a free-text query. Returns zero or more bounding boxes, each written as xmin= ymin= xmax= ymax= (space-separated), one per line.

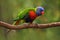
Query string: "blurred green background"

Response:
xmin=0 ymin=0 xmax=60 ymax=40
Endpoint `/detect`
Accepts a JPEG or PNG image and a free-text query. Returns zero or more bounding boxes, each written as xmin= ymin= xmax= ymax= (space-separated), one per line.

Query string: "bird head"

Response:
xmin=36 ymin=6 xmax=44 ymax=16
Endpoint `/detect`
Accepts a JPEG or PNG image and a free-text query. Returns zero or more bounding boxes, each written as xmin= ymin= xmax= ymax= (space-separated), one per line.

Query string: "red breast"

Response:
xmin=29 ymin=10 xmax=37 ymax=20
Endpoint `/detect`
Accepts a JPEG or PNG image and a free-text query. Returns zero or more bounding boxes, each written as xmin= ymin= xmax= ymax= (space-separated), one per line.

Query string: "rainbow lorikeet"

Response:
xmin=14 ymin=6 xmax=44 ymax=25
xmin=7 ymin=6 xmax=44 ymax=33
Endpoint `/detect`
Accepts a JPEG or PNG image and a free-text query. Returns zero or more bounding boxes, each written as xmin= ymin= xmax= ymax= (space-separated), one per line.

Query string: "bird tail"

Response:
xmin=7 ymin=20 xmax=20 ymax=33
xmin=13 ymin=20 xmax=20 ymax=25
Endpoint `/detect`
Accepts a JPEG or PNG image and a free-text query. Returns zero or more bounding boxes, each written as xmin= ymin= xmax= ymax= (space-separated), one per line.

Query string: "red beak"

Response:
xmin=41 ymin=11 xmax=44 ymax=15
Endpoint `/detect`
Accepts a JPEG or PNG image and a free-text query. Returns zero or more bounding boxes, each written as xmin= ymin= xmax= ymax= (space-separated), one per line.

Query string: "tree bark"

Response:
xmin=0 ymin=21 xmax=60 ymax=30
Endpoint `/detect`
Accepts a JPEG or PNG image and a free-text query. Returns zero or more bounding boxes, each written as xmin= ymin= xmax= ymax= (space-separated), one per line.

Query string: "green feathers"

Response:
xmin=14 ymin=8 xmax=36 ymax=21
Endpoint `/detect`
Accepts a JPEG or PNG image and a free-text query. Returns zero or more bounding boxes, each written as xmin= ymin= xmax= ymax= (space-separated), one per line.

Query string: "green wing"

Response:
xmin=14 ymin=8 xmax=36 ymax=21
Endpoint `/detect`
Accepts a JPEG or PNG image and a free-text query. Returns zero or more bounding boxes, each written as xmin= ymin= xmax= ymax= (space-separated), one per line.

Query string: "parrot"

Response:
xmin=14 ymin=6 xmax=44 ymax=25
xmin=7 ymin=6 xmax=44 ymax=33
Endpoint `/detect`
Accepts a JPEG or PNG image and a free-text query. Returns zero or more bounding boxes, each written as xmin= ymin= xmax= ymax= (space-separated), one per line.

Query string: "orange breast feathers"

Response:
xmin=29 ymin=10 xmax=37 ymax=20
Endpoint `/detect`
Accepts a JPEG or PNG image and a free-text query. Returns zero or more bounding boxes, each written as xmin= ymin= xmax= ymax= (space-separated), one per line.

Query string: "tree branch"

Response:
xmin=0 ymin=21 xmax=60 ymax=30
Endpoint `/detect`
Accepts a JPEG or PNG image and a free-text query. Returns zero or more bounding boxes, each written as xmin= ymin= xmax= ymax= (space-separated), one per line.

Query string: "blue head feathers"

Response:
xmin=36 ymin=6 xmax=44 ymax=16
